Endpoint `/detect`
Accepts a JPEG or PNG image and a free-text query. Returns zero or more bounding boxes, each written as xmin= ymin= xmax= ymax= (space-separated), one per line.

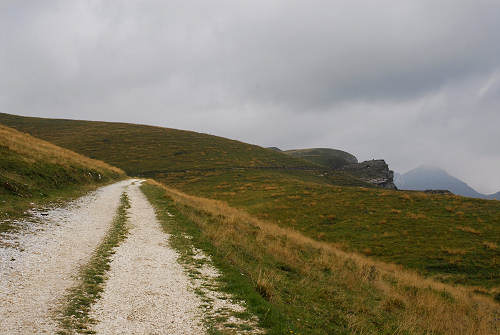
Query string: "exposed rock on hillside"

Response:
xmin=340 ymin=160 xmax=396 ymax=189
xmin=281 ymin=147 xmax=396 ymax=189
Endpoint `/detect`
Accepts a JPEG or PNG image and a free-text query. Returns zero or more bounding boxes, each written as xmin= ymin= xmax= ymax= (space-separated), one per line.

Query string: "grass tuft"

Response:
xmin=56 ymin=192 xmax=130 ymax=334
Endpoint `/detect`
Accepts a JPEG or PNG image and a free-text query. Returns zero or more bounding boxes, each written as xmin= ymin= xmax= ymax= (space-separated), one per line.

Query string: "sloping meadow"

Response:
xmin=0 ymin=112 xmax=320 ymax=176
xmin=157 ymin=168 xmax=500 ymax=292
xmin=144 ymin=180 xmax=500 ymax=335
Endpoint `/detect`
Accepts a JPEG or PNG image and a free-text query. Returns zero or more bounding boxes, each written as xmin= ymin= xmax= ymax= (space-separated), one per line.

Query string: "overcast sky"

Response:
xmin=1 ymin=1 xmax=500 ymax=193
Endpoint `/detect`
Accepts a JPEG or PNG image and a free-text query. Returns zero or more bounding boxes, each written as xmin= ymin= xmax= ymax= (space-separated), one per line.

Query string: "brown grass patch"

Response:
xmin=445 ymin=206 xmax=455 ymax=213
xmin=400 ymin=193 xmax=411 ymax=201
xmin=382 ymin=232 xmax=398 ymax=237
xmin=457 ymin=226 xmax=481 ymax=234
xmin=483 ymin=241 xmax=498 ymax=250
xmin=407 ymin=212 xmax=427 ymax=220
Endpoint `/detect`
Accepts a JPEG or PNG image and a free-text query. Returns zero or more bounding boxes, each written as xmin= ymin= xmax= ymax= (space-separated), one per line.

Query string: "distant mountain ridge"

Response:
xmin=395 ymin=166 xmax=500 ymax=200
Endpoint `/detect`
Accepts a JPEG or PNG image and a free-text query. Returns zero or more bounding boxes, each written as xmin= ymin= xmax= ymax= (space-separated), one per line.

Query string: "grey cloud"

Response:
xmin=1 ymin=0 xmax=500 ymax=193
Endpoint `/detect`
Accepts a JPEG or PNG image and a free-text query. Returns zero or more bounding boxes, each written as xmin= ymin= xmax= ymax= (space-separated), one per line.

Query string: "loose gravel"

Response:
xmin=89 ymin=181 xmax=206 ymax=334
xmin=1 ymin=179 xmax=261 ymax=334
xmin=0 ymin=179 xmax=133 ymax=334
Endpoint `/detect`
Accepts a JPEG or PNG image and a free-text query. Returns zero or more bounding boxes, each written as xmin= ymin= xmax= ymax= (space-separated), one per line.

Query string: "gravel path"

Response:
xmin=0 ymin=179 xmax=133 ymax=334
xmin=1 ymin=179 xmax=259 ymax=334
xmin=89 ymin=181 xmax=206 ymax=334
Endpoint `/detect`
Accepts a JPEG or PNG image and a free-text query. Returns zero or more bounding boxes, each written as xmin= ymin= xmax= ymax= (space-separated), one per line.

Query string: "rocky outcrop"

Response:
xmin=340 ymin=159 xmax=397 ymax=189
xmin=272 ymin=145 xmax=397 ymax=189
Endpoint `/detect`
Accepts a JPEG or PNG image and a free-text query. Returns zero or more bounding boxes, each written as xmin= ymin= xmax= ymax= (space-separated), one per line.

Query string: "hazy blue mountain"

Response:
xmin=487 ymin=192 xmax=500 ymax=200
xmin=395 ymin=166 xmax=495 ymax=199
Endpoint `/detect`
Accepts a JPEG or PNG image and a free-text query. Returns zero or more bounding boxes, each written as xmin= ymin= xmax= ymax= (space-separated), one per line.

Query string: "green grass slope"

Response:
xmin=0 ymin=124 xmax=124 ymax=233
xmin=0 ymin=113 xmax=372 ymax=192
xmin=160 ymin=167 xmax=500 ymax=289
xmin=0 ymin=113 xmax=324 ymax=176
xmin=285 ymin=148 xmax=358 ymax=169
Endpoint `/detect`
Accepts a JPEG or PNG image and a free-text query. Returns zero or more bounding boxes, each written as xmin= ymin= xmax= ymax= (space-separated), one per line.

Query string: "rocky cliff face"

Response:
xmin=340 ymin=159 xmax=397 ymax=189
xmin=271 ymin=146 xmax=397 ymax=189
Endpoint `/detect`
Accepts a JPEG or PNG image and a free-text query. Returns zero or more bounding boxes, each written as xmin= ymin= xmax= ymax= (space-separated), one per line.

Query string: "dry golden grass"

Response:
xmin=407 ymin=212 xmax=427 ymax=220
xmin=457 ymin=226 xmax=482 ymax=234
xmin=445 ymin=206 xmax=455 ymax=213
xmin=0 ymin=124 xmax=124 ymax=175
xmin=483 ymin=241 xmax=498 ymax=250
xmin=148 ymin=179 xmax=500 ymax=335
xmin=400 ymin=193 xmax=412 ymax=201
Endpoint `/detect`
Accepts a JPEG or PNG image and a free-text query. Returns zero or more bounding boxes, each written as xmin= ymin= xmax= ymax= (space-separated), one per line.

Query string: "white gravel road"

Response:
xmin=0 ymin=179 xmax=133 ymax=334
xmin=89 ymin=181 xmax=206 ymax=334
xmin=1 ymin=179 xmax=260 ymax=334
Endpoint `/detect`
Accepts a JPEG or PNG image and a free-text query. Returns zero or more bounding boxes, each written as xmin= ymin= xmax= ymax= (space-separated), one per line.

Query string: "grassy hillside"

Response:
xmin=0 ymin=124 xmax=124 ymax=233
xmin=285 ymin=148 xmax=358 ymax=169
xmin=2 ymin=112 xmax=499 ymax=333
xmin=1 ymin=113 xmax=499 ymax=291
xmin=143 ymin=181 xmax=500 ymax=335
xmin=158 ymin=168 xmax=500 ymax=290
xmin=0 ymin=113 xmax=325 ymax=176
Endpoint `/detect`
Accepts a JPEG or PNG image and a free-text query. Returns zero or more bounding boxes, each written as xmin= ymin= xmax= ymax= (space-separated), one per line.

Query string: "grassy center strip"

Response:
xmin=56 ymin=191 xmax=131 ymax=335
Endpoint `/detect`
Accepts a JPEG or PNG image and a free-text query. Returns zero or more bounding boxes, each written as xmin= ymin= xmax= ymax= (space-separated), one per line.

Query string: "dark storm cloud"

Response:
xmin=1 ymin=1 xmax=500 ymax=193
